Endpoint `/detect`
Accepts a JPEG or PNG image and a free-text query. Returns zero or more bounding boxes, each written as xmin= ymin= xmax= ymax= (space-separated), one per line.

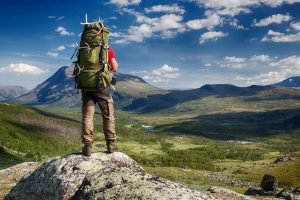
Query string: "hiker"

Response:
xmin=73 ymin=19 xmax=118 ymax=156
xmin=81 ymin=47 xmax=118 ymax=156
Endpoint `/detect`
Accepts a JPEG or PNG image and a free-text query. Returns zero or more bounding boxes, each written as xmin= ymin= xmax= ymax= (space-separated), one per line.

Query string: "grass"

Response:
xmin=0 ymin=146 xmax=30 ymax=169
xmin=0 ymin=103 xmax=81 ymax=165
xmin=144 ymin=166 xmax=250 ymax=194
xmin=231 ymin=152 xmax=300 ymax=188
xmin=1 ymin=96 xmax=300 ymax=195
xmin=90 ymin=112 xmax=299 ymax=191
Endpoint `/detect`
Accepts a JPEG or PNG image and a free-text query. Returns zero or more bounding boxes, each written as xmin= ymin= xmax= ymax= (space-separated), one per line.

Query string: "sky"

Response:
xmin=0 ymin=0 xmax=300 ymax=90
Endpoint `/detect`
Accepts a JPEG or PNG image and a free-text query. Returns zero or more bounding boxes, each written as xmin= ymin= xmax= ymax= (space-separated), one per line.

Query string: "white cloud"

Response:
xmin=48 ymin=16 xmax=64 ymax=20
xmin=222 ymin=54 xmax=277 ymax=69
xmin=249 ymin=54 xmax=274 ymax=62
xmin=0 ymin=63 xmax=47 ymax=75
xmin=204 ymin=63 xmax=212 ymax=67
xmin=270 ymin=55 xmax=300 ymax=69
xmin=261 ymin=21 xmax=300 ymax=42
xmin=57 ymin=16 xmax=64 ymax=21
xmin=192 ymin=0 xmax=300 ymax=16
xmin=108 ymin=16 xmax=117 ymax=20
xmin=145 ymin=4 xmax=185 ymax=14
xmin=130 ymin=70 xmax=147 ymax=74
xmin=53 ymin=45 xmax=66 ymax=51
xmin=56 ymin=26 xmax=74 ymax=36
xmin=234 ymin=71 xmax=286 ymax=85
xmin=253 ymin=13 xmax=292 ymax=27
xmin=109 ymin=0 xmax=141 ymax=7
xmin=142 ymin=64 xmax=180 ymax=83
xmin=115 ymin=24 xmax=152 ymax=44
xmin=192 ymin=0 xmax=256 ymax=16
xmin=186 ymin=13 xmax=221 ymax=30
xmin=222 ymin=56 xmax=247 ymax=68
xmin=150 ymin=14 xmax=183 ymax=32
xmin=68 ymin=43 xmax=77 ymax=48
xmin=229 ymin=18 xmax=247 ymax=30
xmin=234 ymin=55 xmax=300 ymax=85
xmin=225 ymin=56 xmax=247 ymax=63
xmin=222 ymin=54 xmax=277 ymax=70
xmin=46 ymin=52 xmax=59 ymax=58
xmin=115 ymin=11 xmax=185 ymax=43
xmin=262 ymin=31 xmax=300 ymax=42
xmin=291 ymin=21 xmax=300 ymax=31
xmin=153 ymin=64 xmax=179 ymax=75
xmin=110 ymin=32 xmax=124 ymax=38
xmin=267 ymin=30 xmax=285 ymax=36
xmin=199 ymin=31 xmax=228 ymax=44
xmin=260 ymin=0 xmax=300 ymax=7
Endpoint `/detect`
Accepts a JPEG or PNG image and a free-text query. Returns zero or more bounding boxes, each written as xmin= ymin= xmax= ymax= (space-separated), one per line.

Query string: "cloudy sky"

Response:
xmin=1 ymin=0 xmax=300 ymax=89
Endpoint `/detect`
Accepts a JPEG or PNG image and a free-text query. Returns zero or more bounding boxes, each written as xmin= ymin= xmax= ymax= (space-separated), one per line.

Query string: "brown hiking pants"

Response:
xmin=81 ymin=88 xmax=116 ymax=144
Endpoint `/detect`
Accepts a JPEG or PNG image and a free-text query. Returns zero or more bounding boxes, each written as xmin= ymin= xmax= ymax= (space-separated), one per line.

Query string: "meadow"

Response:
xmin=0 ymin=94 xmax=299 ymax=195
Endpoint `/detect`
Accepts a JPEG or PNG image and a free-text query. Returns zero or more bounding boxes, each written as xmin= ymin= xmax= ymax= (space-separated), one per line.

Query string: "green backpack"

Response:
xmin=73 ymin=21 xmax=112 ymax=91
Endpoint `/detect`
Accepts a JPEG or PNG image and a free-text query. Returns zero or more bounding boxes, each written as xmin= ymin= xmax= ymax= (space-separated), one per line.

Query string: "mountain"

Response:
xmin=125 ymin=84 xmax=273 ymax=112
xmin=272 ymin=76 xmax=300 ymax=88
xmin=0 ymin=86 xmax=28 ymax=101
xmin=11 ymin=66 xmax=300 ymax=111
xmin=125 ymin=83 xmax=300 ymax=113
xmin=12 ymin=66 xmax=166 ymax=107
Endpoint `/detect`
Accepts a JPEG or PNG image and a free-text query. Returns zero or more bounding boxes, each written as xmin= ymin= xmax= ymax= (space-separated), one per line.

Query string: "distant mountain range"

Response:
xmin=124 ymin=83 xmax=300 ymax=113
xmin=272 ymin=76 xmax=300 ymax=88
xmin=12 ymin=66 xmax=165 ymax=107
xmin=0 ymin=86 xmax=28 ymax=101
xmin=10 ymin=67 xmax=300 ymax=109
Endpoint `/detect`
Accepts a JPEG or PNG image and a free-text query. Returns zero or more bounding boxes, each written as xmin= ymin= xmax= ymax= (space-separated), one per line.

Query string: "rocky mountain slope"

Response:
xmin=272 ymin=76 xmax=300 ymax=88
xmin=4 ymin=152 xmax=251 ymax=200
xmin=0 ymin=86 xmax=28 ymax=101
xmin=12 ymin=66 xmax=166 ymax=107
xmin=10 ymin=65 xmax=299 ymax=111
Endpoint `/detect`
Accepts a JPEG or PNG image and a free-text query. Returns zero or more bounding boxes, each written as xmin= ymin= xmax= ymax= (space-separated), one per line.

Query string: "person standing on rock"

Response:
xmin=73 ymin=17 xmax=118 ymax=156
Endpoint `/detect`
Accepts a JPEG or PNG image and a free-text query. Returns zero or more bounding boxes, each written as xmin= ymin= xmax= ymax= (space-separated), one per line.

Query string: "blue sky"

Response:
xmin=0 ymin=0 xmax=300 ymax=89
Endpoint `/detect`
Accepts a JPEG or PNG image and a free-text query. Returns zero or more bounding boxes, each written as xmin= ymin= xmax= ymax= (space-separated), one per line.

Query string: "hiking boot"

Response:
xmin=106 ymin=140 xmax=118 ymax=153
xmin=82 ymin=143 xmax=92 ymax=156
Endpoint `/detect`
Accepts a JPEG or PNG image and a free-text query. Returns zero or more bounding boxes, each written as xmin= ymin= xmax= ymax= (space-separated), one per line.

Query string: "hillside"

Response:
xmin=124 ymin=83 xmax=300 ymax=141
xmin=125 ymin=84 xmax=300 ymax=114
xmin=272 ymin=76 xmax=300 ymax=88
xmin=0 ymin=101 xmax=299 ymax=198
xmin=0 ymin=86 xmax=28 ymax=101
xmin=0 ymin=102 xmax=81 ymax=168
xmin=12 ymin=66 xmax=166 ymax=107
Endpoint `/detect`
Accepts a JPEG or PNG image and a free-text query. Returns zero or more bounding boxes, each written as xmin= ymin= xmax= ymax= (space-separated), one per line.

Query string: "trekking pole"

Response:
xmin=80 ymin=13 xmax=102 ymax=25
xmin=110 ymin=85 xmax=116 ymax=91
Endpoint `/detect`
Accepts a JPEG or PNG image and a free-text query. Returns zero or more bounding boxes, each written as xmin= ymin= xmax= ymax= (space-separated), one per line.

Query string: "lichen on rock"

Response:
xmin=5 ymin=152 xmax=215 ymax=200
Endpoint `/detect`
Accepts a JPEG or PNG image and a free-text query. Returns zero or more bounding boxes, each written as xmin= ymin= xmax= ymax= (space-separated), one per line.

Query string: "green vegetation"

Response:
xmin=0 ymin=103 xmax=81 ymax=166
xmin=1 ymin=87 xmax=300 ymax=195
xmin=0 ymin=146 xmax=30 ymax=169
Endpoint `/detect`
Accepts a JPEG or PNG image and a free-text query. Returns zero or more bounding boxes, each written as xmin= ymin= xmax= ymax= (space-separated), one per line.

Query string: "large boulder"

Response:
xmin=5 ymin=152 xmax=215 ymax=200
xmin=260 ymin=174 xmax=278 ymax=191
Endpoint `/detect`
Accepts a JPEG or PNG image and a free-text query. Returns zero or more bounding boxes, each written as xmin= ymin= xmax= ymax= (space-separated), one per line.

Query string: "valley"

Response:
xmin=0 ymin=70 xmax=299 ymax=198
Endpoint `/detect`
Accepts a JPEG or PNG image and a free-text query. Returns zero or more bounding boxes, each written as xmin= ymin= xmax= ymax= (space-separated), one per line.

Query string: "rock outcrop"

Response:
xmin=0 ymin=162 xmax=40 ymax=199
xmin=260 ymin=174 xmax=278 ymax=191
xmin=5 ymin=152 xmax=216 ymax=200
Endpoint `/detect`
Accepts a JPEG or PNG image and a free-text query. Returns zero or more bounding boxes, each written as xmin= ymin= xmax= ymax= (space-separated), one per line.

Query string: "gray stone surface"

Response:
xmin=5 ymin=152 xmax=215 ymax=200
